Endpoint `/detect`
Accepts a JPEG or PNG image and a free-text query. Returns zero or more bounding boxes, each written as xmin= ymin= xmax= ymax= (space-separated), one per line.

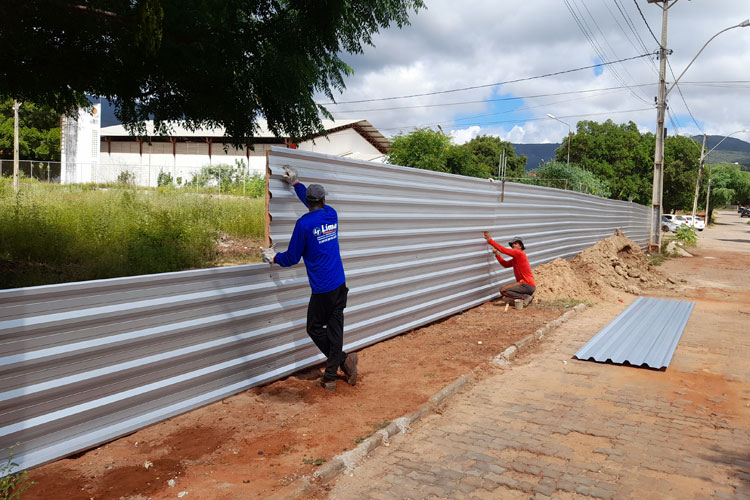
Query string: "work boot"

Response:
xmin=523 ymin=295 xmax=534 ymax=306
xmin=316 ymin=378 xmax=336 ymax=391
xmin=341 ymin=352 xmax=358 ymax=386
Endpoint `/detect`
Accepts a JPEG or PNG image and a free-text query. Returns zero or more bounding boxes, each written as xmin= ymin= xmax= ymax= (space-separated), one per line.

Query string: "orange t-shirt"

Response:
xmin=487 ymin=239 xmax=536 ymax=287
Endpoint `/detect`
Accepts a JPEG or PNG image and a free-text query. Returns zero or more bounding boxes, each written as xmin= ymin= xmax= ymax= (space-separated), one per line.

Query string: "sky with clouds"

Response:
xmin=321 ymin=0 xmax=750 ymax=145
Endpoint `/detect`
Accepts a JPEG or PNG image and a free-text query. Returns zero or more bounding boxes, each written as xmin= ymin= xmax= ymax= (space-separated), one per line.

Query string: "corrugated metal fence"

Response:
xmin=0 ymin=147 xmax=649 ymax=472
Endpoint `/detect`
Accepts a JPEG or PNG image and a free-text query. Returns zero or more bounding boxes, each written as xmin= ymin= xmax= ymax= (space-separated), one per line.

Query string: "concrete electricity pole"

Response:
xmin=13 ymin=100 xmax=21 ymax=192
xmin=690 ymin=134 xmax=706 ymax=224
xmin=648 ymin=0 xmax=670 ymax=252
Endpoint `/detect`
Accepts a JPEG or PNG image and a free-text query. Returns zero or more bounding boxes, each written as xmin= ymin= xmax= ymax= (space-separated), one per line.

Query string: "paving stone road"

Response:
xmin=326 ymin=212 xmax=750 ymax=500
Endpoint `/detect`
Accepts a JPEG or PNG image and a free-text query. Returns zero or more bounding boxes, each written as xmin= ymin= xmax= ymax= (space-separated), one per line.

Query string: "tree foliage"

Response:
xmin=460 ymin=135 xmax=527 ymax=178
xmin=386 ymin=128 xmax=454 ymax=173
xmin=385 ymin=129 xmax=526 ymax=179
xmin=557 ymin=119 xmax=653 ymax=203
xmin=557 ymin=119 xmax=704 ymax=210
xmin=663 ymin=135 xmax=700 ymax=213
xmin=535 ymin=161 xmax=611 ymax=198
xmin=706 ymin=164 xmax=750 ymax=207
xmin=0 ymin=99 xmax=61 ymax=160
xmin=0 ymin=0 xmax=424 ymax=143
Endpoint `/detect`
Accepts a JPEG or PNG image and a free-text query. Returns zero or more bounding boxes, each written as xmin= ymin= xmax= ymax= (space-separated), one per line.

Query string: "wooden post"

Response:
xmin=264 ymin=149 xmax=272 ymax=248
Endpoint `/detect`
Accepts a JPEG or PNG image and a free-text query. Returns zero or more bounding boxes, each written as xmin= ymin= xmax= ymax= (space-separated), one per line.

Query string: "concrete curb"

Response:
xmin=278 ymin=303 xmax=588 ymax=498
xmin=491 ymin=303 xmax=587 ymax=366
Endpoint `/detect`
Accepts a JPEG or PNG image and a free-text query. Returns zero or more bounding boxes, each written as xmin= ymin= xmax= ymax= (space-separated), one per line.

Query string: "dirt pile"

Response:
xmin=533 ymin=229 xmax=671 ymax=303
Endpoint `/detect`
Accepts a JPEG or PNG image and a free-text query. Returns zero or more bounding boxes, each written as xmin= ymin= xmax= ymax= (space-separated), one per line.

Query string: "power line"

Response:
xmin=378 ymin=107 xmax=654 ymax=133
xmin=632 ymin=0 xmax=661 ymax=47
xmin=630 ymin=0 xmax=704 ymax=132
xmin=563 ymin=0 xmax=652 ymax=105
xmin=319 ymin=53 xmax=653 ymax=105
xmin=330 ymin=85 xmax=636 ymax=114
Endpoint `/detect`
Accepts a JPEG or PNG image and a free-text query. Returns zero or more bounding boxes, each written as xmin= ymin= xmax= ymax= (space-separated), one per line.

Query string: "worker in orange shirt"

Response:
xmin=483 ymin=231 xmax=536 ymax=306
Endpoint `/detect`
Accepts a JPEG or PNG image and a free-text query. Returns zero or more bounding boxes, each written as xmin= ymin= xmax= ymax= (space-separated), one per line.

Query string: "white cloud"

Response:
xmin=325 ymin=0 xmax=750 ymax=144
xmin=449 ymin=125 xmax=481 ymax=144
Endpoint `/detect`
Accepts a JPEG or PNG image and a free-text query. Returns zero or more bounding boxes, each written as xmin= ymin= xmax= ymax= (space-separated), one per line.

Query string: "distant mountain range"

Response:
xmin=510 ymin=143 xmax=560 ymax=170
xmin=512 ymin=135 xmax=750 ymax=170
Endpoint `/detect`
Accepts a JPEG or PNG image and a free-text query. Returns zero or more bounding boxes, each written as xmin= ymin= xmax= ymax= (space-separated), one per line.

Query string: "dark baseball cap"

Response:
xmin=508 ymin=236 xmax=525 ymax=250
xmin=306 ymin=184 xmax=326 ymax=201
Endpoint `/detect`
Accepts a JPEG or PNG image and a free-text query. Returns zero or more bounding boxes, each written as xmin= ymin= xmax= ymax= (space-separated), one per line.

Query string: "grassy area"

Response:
xmin=0 ymin=179 xmax=265 ymax=289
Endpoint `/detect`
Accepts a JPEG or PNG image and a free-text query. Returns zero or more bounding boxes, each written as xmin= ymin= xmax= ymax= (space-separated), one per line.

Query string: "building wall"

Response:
xmin=297 ymin=128 xmax=383 ymax=158
xmin=93 ymin=128 xmax=383 ymax=187
xmin=60 ymin=104 xmax=101 ymax=184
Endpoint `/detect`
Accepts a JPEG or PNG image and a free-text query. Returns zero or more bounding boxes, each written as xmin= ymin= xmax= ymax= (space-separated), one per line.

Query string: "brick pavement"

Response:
xmin=326 ymin=217 xmax=750 ymax=500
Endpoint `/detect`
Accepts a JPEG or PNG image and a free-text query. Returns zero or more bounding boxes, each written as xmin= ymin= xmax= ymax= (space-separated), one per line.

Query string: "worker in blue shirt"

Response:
xmin=260 ymin=166 xmax=358 ymax=391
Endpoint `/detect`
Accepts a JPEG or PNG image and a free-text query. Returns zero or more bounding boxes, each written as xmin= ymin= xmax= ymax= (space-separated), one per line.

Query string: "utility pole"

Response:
xmin=705 ymin=176 xmax=712 ymax=223
xmin=13 ymin=100 xmax=21 ymax=192
xmin=649 ymin=0 xmax=670 ymax=252
xmin=690 ymin=134 xmax=706 ymax=224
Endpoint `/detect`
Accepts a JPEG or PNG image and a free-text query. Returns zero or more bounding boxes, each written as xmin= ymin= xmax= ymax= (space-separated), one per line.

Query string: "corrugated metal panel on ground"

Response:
xmin=573 ymin=297 xmax=695 ymax=369
xmin=1 ymin=147 xmax=649 ymax=472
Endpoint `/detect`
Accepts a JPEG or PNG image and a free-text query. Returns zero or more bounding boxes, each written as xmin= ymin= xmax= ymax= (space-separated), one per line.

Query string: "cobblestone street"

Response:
xmin=327 ymin=213 xmax=750 ymax=500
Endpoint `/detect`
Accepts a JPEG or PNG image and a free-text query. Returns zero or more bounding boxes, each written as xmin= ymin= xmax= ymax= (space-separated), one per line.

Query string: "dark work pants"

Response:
xmin=307 ymin=283 xmax=349 ymax=381
xmin=501 ymin=282 xmax=536 ymax=299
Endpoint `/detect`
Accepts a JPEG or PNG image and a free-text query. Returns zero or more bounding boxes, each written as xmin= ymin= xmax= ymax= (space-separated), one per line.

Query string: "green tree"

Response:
xmin=662 ymin=135 xmax=700 ymax=213
xmin=558 ymin=120 xmax=653 ymax=203
xmin=0 ymin=99 xmax=61 ymax=160
xmin=386 ymin=130 xmax=526 ymax=180
xmin=458 ymin=135 xmax=527 ymax=178
xmin=705 ymin=164 xmax=750 ymax=209
xmin=386 ymin=128 xmax=454 ymax=172
xmin=0 ymin=0 xmax=424 ymax=143
xmin=535 ymin=161 xmax=611 ymax=197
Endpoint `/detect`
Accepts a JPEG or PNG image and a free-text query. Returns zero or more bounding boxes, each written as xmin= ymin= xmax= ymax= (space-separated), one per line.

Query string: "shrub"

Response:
xmin=675 ymin=226 xmax=697 ymax=246
xmin=117 ymin=170 xmax=136 ymax=185
xmin=157 ymin=171 xmax=174 ymax=187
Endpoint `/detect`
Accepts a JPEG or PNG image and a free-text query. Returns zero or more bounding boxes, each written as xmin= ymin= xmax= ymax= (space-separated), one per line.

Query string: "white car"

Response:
xmin=661 ymin=215 xmax=679 ymax=232
xmin=662 ymin=214 xmax=687 ymax=229
xmin=682 ymin=215 xmax=705 ymax=231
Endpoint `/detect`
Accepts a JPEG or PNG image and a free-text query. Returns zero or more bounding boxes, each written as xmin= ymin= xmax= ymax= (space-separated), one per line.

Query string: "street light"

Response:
xmin=691 ymin=129 xmax=750 ymax=225
xmin=547 ymin=114 xmax=571 ymax=166
xmin=648 ymin=6 xmax=750 ymax=250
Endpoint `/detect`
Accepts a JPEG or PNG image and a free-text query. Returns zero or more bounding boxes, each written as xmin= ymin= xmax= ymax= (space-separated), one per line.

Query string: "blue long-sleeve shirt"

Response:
xmin=273 ymin=183 xmax=346 ymax=294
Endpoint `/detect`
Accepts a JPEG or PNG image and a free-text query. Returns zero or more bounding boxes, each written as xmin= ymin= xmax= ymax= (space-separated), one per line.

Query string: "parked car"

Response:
xmin=740 ymin=206 xmax=750 ymax=218
xmin=662 ymin=214 xmax=687 ymax=229
xmin=682 ymin=215 xmax=705 ymax=231
xmin=661 ymin=215 xmax=679 ymax=232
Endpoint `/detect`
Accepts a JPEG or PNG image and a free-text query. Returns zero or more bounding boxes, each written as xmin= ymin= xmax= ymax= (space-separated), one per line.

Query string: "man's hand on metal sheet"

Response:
xmin=282 ymin=165 xmax=298 ymax=185
xmin=483 ymin=231 xmax=492 ymax=242
xmin=260 ymin=243 xmax=277 ymax=264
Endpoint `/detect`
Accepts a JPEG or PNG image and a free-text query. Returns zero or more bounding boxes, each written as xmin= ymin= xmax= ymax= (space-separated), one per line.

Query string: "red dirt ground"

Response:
xmin=23 ymin=299 xmax=568 ymax=500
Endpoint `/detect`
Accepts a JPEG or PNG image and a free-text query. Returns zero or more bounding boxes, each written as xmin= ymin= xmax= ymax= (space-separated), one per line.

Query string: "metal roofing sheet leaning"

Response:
xmin=573 ymin=297 xmax=695 ymax=369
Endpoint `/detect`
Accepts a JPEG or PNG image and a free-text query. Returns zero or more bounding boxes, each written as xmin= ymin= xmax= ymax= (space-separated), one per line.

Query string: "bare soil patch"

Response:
xmin=214 ymin=234 xmax=263 ymax=266
xmin=533 ymin=229 xmax=677 ymax=302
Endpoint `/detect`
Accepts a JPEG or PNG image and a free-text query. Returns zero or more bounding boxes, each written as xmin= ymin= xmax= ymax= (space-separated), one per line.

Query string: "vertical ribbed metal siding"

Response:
xmin=574 ymin=297 xmax=695 ymax=368
xmin=0 ymin=147 xmax=649 ymax=473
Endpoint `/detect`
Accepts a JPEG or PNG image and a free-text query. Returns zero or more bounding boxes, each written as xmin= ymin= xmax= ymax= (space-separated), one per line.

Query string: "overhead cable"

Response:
xmin=318 ymin=53 xmax=653 ymax=105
